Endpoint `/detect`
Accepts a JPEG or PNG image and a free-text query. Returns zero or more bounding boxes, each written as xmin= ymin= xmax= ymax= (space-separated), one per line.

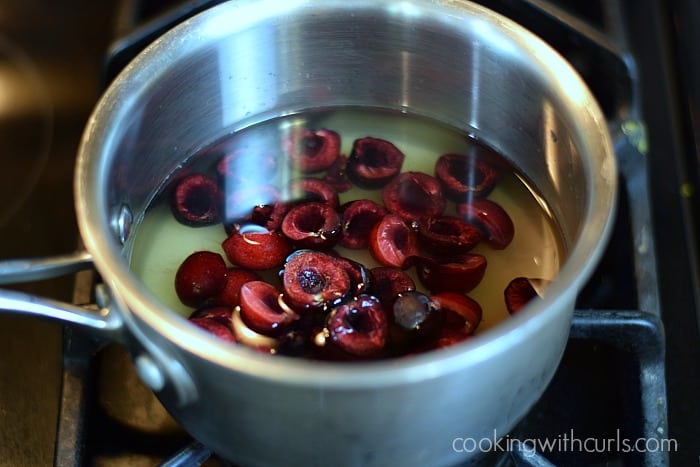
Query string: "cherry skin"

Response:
xmin=222 ymin=227 xmax=292 ymax=270
xmin=175 ymin=251 xmax=228 ymax=308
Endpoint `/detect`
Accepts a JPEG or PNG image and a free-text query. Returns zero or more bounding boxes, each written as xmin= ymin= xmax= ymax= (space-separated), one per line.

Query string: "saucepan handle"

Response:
xmin=0 ymin=250 xmax=124 ymax=337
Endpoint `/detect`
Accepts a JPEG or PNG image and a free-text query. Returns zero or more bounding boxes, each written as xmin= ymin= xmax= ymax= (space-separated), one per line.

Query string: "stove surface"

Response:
xmin=0 ymin=2 xmax=118 ymax=466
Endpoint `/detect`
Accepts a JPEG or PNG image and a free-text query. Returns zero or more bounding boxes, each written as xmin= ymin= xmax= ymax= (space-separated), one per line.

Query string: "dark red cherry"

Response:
xmin=457 ymin=198 xmax=514 ymax=249
xmin=289 ymin=177 xmax=340 ymax=209
xmin=216 ymin=148 xmax=277 ymax=184
xmin=245 ymin=201 xmax=290 ymax=233
xmin=222 ymin=227 xmax=292 ymax=270
xmin=431 ymin=292 xmax=482 ymax=344
xmin=286 ymin=128 xmax=341 ymax=173
xmin=322 ymin=154 xmax=353 ymax=193
xmin=213 ymin=267 xmax=262 ymax=307
xmin=224 ymin=184 xmax=281 ymax=227
xmin=382 ymin=171 xmax=445 ymax=223
xmin=504 ymin=277 xmax=548 ymax=314
xmin=339 ymin=199 xmax=387 ymax=249
xmin=189 ymin=306 xmax=234 ymax=328
xmin=346 ymin=137 xmax=405 ymax=188
xmin=332 ymin=255 xmax=371 ymax=295
xmin=391 ymin=291 xmax=444 ymax=343
xmin=171 ymin=173 xmax=222 ymax=226
xmin=175 ymin=251 xmax=228 ymax=308
xmin=368 ymin=214 xmax=420 ymax=269
xmin=282 ymin=250 xmax=351 ymax=312
xmin=188 ymin=317 xmax=236 ymax=342
xmin=368 ymin=267 xmax=416 ymax=308
xmin=281 ymin=201 xmax=342 ymax=249
xmin=416 ymin=254 xmax=487 ymax=293
xmin=435 ymin=153 xmax=499 ymax=201
xmin=416 ymin=215 xmax=483 ymax=255
xmin=326 ymin=294 xmax=388 ymax=357
xmin=239 ymin=281 xmax=300 ymax=336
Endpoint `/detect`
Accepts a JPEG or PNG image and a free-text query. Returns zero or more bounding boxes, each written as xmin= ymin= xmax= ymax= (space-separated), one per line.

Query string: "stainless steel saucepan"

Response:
xmin=0 ymin=1 xmax=616 ymax=465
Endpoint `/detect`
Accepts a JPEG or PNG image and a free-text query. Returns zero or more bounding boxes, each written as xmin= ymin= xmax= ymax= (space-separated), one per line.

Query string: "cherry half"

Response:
xmin=281 ymin=201 xmax=342 ymax=249
xmin=457 ymin=198 xmax=514 ymax=250
xmin=326 ymin=294 xmax=388 ymax=357
xmin=282 ymin=250 xmax=352 ymax=312
xmin=431 ymin=292 xmax=482 ymax=347
xmin=285 ymin=128 xmax=341 ymax=173
xmin=435 ymin=153 xmax=499 ymax=201
xmin=416 ymin=254 xmax=487 ymax=294
xmin=239 ymin=280 xmax=300 ymax=336
xmin=417 ymin=215 xmax=483 ymax=255
xmin=368 ymin=214 xmax=420 ymax=269
xmin=382 ymin=171 xmax=445 ymax=223
xmin=504 ymin=277 xmax=549 ymax=314
xmin=339 ymin=199 xmax=387 ymax=249
xmin=171 ymin=173 xmax=222 ymax=226
xmin=346 ymin=136 xmax=405 ymax=188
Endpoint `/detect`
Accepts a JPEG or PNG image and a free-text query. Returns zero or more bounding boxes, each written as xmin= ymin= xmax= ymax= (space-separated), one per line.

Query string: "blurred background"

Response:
xmin=0 ymin=2 xmax=118 ymax=465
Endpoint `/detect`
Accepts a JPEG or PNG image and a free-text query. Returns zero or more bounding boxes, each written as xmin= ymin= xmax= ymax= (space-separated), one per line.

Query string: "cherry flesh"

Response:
xmin=339 ymin=199 xmax=387 ymax=249
xmin=171 ymin=173 xmax=222 ymax=226
xmin=431 ymin=292 xmax=483 ymax=346
xmin=282 ymin=250 xmax=352 ymax=312
xmin=417 ymin=215 xmax=483 ymax=255
xmin=457 ymin=198 xmax=514 ymax=249
xmin=346 ymin=136 xmax=405 ymax=188
xmin=326 ymin=294 xmax=388 ymax=357
xmin=239 ymin=280 xmax=300 ymax=336
xmin=435 ymin=153 xmax=499 ymax=201
xmin=281 ymin=201 xmax=342 ymax=249
xmin=289 ymin=177 xmax=340 ymax=209
xmin=368 ymin=214 xmax=419 ymax=269
xmin=213 ymin=267 xmax=261 ymax=308
xmin=286 ymin=128 xmax=341 ymax=173
xmin=416 ymin=254 xmax=487 ymax=294
xmin=382 ymin=171 xmax=445 ymax=223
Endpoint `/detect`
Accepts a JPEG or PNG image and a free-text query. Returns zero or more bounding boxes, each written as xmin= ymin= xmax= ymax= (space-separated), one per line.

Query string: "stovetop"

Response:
xmin=0 ymin=0 xmax=699 ymax=466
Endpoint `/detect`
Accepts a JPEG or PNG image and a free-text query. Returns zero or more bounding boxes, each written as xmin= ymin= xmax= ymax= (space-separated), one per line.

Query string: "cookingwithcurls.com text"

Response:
xmin=452 ymin=429 xmax=678 ymax=457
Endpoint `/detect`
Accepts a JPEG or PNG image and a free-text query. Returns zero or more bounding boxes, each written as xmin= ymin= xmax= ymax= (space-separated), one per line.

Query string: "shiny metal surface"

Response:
xmin=0 ymin=251 xmax=92 ymax=285
xmin=3 ymin=0 xmax=617 ymax=466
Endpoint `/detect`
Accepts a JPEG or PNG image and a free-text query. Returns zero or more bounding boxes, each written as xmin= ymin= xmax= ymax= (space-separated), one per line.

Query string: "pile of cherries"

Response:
xmin=170 ymin=127 xmax=539 ymax=360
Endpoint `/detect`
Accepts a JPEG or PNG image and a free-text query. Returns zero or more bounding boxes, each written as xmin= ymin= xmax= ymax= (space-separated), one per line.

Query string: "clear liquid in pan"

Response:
xmin=128 ymin=108 xmax=564 ymax=353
